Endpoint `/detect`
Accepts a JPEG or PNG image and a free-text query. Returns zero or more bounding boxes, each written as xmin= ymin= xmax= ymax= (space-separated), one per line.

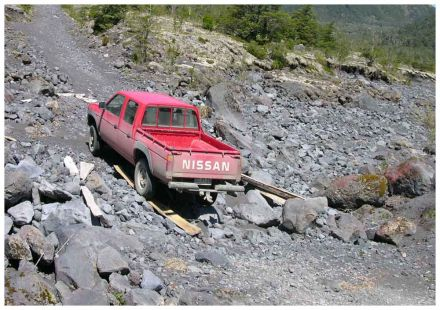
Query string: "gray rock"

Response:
xmin=38 ymin=179 xmax=73 ymax=202
xmin=125 ymin=288 xmax=164 ymax=305
xmin=55 ymin=243 xmax=101 ymax=290
xmin=5 ymin=216 xmax=13 ymax=235
xmin=178 ymin=289 xmax=221 ymax=305
xmin=140 ymin=270 xmax=164 ymax=292
xmin=97 ymin=246 xmax=129 ymax=276
xmin=114 ymin=59 xmax=125 ymax=69
xmin=46 ymin=232 xmax=59 ymax=249
xmin=85 ymin=171 xmax=111 ymax=195
xmin=234 ymin=190 xmax=279 ymax=227
xmin=63 ymin=288 xmax=109 ymax=305
xmin=329 ymin=213 xmax=367 ymax=243
xmin=249 ymin=170 xmax=273 ymax=185
xmin=64 ymin=179 xmax=81 ymax=195
xmin=7 ymin=201 xmax=34 ymax=225
xmin=353 ymin=205 xmax=393 ymax=240
xmin=18 ymin=260 xmax=37 ymax=273
xmin=195 ymin=250 xmax=230 ymax=267
xmin=5 ymin=165 xmax=33 ymax=208
xmin=33 ymin=210 xmax=42 ymax=221
xmin=109 ymin=273 xmax=131 ymax=294
xmin=18 ymin=225 xmax=55 ymax=265
xmin=41 ymin=199 xmax=92 ymax=235
xmin=5 ymin=157 xmax=43 ymax=179
xmin=4 ymin=268 xmax=58 ymax=305
xmin=256 ymin=104 xmax=269 ymax=114
xmin=55 ymin=281 xmax=72 ymax=304
xmin=281 ymin=198 xmax=318 ymax=234
xmin=5 ymin=234 xmax=32 ymax=261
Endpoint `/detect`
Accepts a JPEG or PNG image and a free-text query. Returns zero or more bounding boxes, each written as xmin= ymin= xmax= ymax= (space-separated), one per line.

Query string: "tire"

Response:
xmin=134 ymin=158 xmax=156 ymax=199
xmin=195 ymin=191 xmax=218 ymax=206
xmin=89 ymin=125 xmax=101 ymax=156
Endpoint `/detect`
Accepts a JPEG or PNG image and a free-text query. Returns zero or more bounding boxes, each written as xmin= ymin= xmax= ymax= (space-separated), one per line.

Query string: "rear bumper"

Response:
xmin=168 ymin=181 xmax=245 ymax=193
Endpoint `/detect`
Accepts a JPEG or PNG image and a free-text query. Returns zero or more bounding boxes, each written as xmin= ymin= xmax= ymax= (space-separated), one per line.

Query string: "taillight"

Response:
xmin=166 ymin=154 xmax=174 ymax=161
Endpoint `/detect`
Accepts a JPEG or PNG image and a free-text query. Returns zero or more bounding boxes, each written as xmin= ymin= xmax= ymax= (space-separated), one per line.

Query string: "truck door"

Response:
xmin=100 ymin=94 xmax=126 ymax=149
xmin=117 ymin=99 xmax=139 ymax=162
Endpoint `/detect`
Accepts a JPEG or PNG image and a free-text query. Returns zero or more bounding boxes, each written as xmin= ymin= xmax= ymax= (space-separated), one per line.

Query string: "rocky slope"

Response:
xmin=4 ymin=5 xmax=436 ymax=305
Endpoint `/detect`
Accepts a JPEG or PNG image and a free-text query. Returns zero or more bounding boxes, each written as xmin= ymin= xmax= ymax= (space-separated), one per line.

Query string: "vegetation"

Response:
xmin=18 ymin=5 xmax=33 ymax=15
xmin=127 ymin=10 xmax=155 ymax=64
xmin=62 ymin=4 xmax=435 ymax=72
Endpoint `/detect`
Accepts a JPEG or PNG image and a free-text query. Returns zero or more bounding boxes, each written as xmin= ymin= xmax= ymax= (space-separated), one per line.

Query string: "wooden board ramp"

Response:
xmin=113 ymin=165 xmax=201 ymax=236
xmin=241 ymin=174 xmax=305 ymax=200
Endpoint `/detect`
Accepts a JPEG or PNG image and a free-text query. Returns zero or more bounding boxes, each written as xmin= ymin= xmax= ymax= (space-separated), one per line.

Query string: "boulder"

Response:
xmin=97 ymin=246 xmax=129 ymax=276
xmin=328 ymin=213 xmax=367 ymax=243
xmin=5 ymin=268 xmax=58 ymax=305
xmin=5 ymin=165 xmax=33 ymax=208
xmin=249 ymin=170 xmax=273 ymax=185
xmin=41 ymin=200 xmax=92 ymax=235
xmin=384 ymin=158 xmax=434 ymax=197
xmin=38 ymin=179 xmax=73 ymax=202
xmin=5 ymin=157 xmax=43 ymax=179
xmin=281 ymin=198 xmax=319 ymax=234
xmin=353 ymin=205 xmax=393 ymax=240
xmin=55 ymin=243 xmax=101 ymax=290
xmin=109 ymin=273 xmax=131 ymax=294
xmin=325 ymin=174 xmax=388 ymax=210
xmin=7 ymin=201 xmax=34 ymax=225
xmin=195 ymin=250 xmax=230 ymax=267
xmin=125 ymin=288 xmax=164 ymax=305
xmin=85 ymin=171 xmax=111 ymax=195
xmin=63 ymin=288 xmax=109 ymax=305
xmin=375 ymin=217 xmax=416 ymax=245
xmin=140 ymin=270 xmax=164 ymax=292
xmin=178 ymin=289 xmax=220 ymax=305
xmin=5 ymin=234 xmax=32 ymax=261
xmin=18 ymin=225 xmax=55 ymax=265
xmin=234 ymin=190 xmax=279 ymax=227
xmin=256 ymin=105 xmax=269 ymax=114
xmin=214 ymin=120 xmax=253 ymax=151
xmin=5 ymin=216 xmax=13 ymax=235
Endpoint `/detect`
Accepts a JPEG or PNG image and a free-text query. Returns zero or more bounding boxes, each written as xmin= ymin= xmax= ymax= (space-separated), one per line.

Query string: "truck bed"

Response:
xmin=140 ymin=129 xmax=239 ymax=154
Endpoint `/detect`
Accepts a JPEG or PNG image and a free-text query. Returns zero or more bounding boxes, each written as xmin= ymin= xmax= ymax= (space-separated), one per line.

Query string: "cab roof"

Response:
xmin=117 ymin=91 xmax=194 ymax=108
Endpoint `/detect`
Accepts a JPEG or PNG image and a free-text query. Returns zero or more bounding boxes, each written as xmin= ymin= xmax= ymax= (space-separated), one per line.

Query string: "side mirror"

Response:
xmin=99 ymin=101 xmax=106 ymax=109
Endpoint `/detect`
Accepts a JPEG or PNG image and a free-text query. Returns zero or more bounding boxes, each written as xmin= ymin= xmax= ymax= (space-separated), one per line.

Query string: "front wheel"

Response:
xmin=89 ymin=125 xmax=101 ymax=156
xmin=134 ymin=158 xmax=156 ymax=199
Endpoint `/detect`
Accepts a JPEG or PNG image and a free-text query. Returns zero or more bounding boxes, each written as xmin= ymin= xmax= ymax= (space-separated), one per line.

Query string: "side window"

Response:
xmin=106 ymin=95 xmax=125 ymax=116
xmin=186 ymin=109 xmax=198 ymax=129
xmin=142 ymin=107 xmax=157 ymax=126
xmin=172 ymin=108 xmax=184 ymax=128
xmin=123 ymin=100 xmax=138 ymax=125
xmin=158 ymin=107 xmax=171 ymax=127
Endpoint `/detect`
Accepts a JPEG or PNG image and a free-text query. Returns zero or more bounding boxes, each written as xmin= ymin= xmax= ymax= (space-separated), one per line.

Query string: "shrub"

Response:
xmin=245 ymin=41 xmax=267 ymax=60
xmin=269 ymin=43 xmax=287 ymax=69
xmin=202 ymin=14 xmax=214 ymax=31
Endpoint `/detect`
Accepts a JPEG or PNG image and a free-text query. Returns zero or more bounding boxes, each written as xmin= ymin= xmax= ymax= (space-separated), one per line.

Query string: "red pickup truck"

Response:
xmin=87 ymin=91 xmax=244 ymax=203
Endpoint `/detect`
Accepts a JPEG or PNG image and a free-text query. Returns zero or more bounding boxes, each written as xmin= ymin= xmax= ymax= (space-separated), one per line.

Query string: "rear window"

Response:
xmin=158 ymin=107 xmax=171 ymax=127
xmin=142 ymin=107 xmax=157 ymax=126
xmin=186 ymin=110 xmax=198 ymax=129
xmin=142 ymin=106 xmax=198 ymax=129
xmin=172 ymin=108 xmax=184 ymax=128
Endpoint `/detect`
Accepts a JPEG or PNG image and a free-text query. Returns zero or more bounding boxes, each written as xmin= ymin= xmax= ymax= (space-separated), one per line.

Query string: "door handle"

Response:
xmin=126 ymin=134 xmax=131 ymax=138
xmin=113 ymin=124 xmax=117 ymax=129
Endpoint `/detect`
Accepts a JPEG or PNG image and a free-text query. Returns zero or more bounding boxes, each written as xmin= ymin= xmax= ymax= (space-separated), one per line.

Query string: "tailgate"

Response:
xmin=170 ymin=151 xmax=241 ymax=181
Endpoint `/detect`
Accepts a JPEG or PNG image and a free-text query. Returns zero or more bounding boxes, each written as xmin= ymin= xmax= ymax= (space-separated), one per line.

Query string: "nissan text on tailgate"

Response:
xmin=87 ymin=91 xmax=244 ymax=204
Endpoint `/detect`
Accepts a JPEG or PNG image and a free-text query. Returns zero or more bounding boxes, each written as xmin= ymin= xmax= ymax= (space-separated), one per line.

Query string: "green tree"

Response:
xmin=291 ymin=5 xmax=319 ymax=46
xmin=89 ymin=5 xmax=128 ymax=33
xmin=127 ymin=10 xmax=155 ymax=64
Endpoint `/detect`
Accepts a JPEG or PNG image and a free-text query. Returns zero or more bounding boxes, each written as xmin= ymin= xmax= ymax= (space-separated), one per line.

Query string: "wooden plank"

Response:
xmin=81 ymin=186 xmax=104 ymax=217
xmin=241 ymin=174 xmax=305 ymax=200
xmin=259 ymin=190 xmax=287 ymax=205
xmin=114 ymin=165 xmax=134 ymax=188
xmin=5 ymin=136 xmax=17 ymax=142
xmin=113 ymin=164 xmax=201 ymax=236
xmin=148 ymin=200 xmax=201 ymax=236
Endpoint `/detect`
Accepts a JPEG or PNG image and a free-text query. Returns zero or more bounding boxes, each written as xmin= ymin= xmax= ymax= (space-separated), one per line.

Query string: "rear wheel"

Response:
xmin=88 ymin=125 xmax=101 ymax=156
xmin=134 ymin=158 xmax=156 ymax=199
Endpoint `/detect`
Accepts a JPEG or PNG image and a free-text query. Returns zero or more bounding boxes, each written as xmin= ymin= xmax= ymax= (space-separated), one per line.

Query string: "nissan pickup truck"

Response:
xmin=87 ymin=91 xmax=244 ymax=204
